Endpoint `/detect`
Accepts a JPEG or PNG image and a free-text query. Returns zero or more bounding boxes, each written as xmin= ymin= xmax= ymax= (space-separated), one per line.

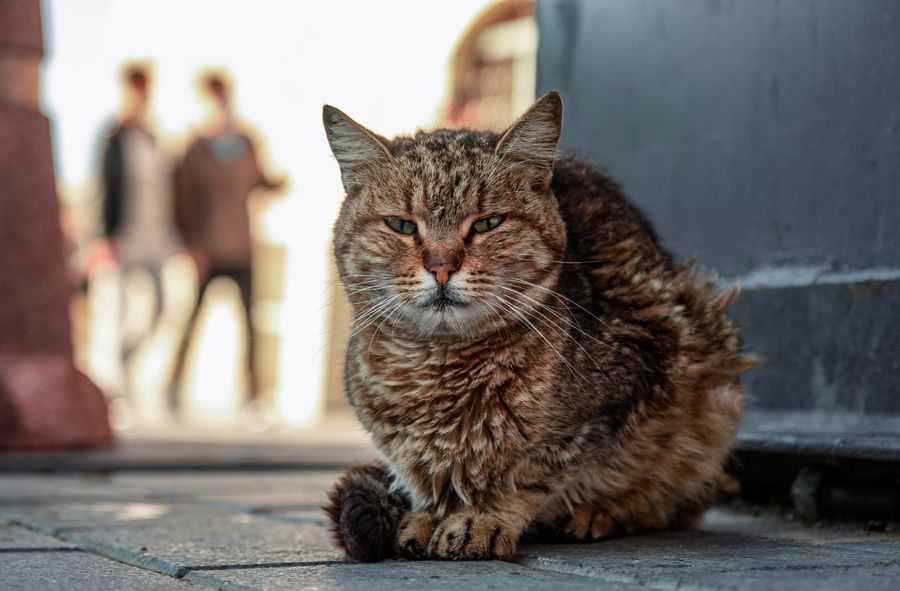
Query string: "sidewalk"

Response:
xmin=1 ymin=463 xmax=898 ymax=590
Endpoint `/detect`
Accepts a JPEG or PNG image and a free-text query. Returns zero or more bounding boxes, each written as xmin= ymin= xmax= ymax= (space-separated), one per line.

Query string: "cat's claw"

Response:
xmin=397 ymin=512 xmax=435 ymax=559
xmin=428 ymin=511 xmax=517 ymax=561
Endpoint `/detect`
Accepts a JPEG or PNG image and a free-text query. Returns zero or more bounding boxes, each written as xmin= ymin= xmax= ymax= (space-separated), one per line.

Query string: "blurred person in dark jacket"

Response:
xmin=98 ymin=64 xmax=179 ymax=383
xmin=170 ymin=71 xmax=283 ymax=417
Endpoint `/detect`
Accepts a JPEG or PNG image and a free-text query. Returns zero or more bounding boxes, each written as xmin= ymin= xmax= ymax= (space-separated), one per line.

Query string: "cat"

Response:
xmin=322 ymin=91 xmax=755 ymax=563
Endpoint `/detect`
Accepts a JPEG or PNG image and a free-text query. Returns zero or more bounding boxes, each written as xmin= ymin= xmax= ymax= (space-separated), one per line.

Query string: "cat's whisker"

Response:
xmin=346 ymin=295 xmax=397 ymax=339
xmin=506 ymin=277 xmax=622 ymax=343
xmin=349 ymin=297 xmax=395 ymax=330
xmin=312 ymin=292 xmax=405 ymax=360
xmin=492 ymin=295 xmax=589 ymax=386
xmin=486 ymin=292 xmax=589 ymax=386
xmin=496 ymin=284 xmax=596 ymax=337
xmin=324 ymin=273 xmax=393 ymax=289
xmin=317 ymin=282 xmax=390 ymax=312
xmin=367 ymin=296 xmax=411 ymax=354
xmin=494 ymin=285 xmax=612 ymax=384
xmin=344 ymin=283 xmax=390 ymax=298
xmin=388 ymin=298 xmax=415 ymax=340
xmin=473 ymin=298 xmax=512 ymax=340
xmin=496 ymin=282 xmax=623 ymax=358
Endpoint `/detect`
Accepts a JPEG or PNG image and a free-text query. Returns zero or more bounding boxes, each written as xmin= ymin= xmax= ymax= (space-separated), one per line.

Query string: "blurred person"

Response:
xmin=170 ymin=71 xmax=283 ymax=418
xmin=97 ymin=64 xmax=180 ymax=393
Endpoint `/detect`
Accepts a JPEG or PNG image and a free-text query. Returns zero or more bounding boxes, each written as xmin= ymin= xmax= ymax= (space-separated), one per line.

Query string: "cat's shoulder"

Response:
xmin=551 ymin=151 xmax=664 ymax=251
xmin=551 ymin=152 xmax=623 ymax=201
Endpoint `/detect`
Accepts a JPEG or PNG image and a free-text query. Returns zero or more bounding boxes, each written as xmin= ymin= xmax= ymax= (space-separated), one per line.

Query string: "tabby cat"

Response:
xmin=322 ymin=92 xmax=754 ymax=562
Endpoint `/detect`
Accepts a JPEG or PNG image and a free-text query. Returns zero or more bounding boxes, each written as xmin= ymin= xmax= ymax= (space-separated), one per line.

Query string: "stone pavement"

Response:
xmin=0 ymin=470 xmax=898 ymax=590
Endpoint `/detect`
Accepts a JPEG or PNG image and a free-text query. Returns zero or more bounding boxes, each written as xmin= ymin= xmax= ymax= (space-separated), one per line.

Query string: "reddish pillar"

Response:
xmin=0 ymin=0 xmax=113 ymax=449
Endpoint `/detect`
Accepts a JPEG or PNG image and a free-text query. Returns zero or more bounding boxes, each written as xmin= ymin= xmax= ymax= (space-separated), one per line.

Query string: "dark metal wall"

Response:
xmin=536 ymin=0 xmax=900 ymax=439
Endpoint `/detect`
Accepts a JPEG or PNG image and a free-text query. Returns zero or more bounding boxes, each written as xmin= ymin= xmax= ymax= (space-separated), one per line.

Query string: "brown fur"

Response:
xmin=321 ymin=92 xmax=755 ymax=562
xmin=324 ymin=463 xmax=410 ymax=562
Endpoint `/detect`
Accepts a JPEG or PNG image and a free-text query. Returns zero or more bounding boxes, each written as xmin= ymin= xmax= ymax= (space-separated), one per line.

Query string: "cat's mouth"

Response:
xmin=424 ymin=293 xmax=469 ymax=311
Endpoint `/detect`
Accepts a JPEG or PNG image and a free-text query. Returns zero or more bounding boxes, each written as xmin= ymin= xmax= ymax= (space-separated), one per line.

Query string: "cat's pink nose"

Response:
xmin=427 ymin=260 xmax=458 ymax=285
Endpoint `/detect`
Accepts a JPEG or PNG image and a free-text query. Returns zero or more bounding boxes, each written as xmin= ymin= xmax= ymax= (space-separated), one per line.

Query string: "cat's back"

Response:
xmin=550 ymin=153 xmax=669 ymax=269
xmin=549 ymin=152 xmax=745 ymax=377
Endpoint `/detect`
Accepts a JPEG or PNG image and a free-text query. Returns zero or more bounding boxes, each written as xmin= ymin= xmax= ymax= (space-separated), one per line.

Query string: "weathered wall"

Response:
xmin=537 ymin=0 xmax=900 ymax=432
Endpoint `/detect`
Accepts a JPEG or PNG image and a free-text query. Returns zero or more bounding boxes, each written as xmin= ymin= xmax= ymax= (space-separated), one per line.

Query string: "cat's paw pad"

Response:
xmin=397 ymin=512 xmax=435 ymax=559
xmin=564 ymin=507 xmax=618 ymax=542
xmin=428 ymin=512 xmax=517 ymax=561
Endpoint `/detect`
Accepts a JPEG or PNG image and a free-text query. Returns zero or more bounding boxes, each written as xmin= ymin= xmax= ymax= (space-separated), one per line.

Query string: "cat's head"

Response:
xmin=325 ymin=92 xmax=566 ymax=339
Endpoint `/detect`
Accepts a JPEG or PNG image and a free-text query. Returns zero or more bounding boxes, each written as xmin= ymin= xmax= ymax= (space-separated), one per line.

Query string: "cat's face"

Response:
xmin=326 ymin=92 xmax=566 ymax=338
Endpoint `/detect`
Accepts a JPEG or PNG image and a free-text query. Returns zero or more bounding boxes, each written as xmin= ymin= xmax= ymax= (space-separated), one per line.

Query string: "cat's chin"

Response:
xmin=403 ymin=302 xmax=498 ymax=340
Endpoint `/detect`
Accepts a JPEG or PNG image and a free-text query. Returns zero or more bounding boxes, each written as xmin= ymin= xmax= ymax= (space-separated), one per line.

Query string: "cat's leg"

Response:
xmin=534 ymin=473 xmax=720 ymax=543
xmin=561 ymin=505 xmax=623 ymax=541
xmin=524 ymin=500 xmax=621 ymax=543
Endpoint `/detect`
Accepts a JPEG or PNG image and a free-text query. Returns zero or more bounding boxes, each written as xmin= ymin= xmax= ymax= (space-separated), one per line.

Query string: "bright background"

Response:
xmin=41 ymin=0 xmax=534 ymax=433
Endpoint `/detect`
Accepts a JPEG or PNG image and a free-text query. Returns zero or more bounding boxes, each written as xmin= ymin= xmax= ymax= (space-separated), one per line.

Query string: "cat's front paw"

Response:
xmin=397 ymin=512 xmax=436 ymax=559
xmin=428 ymin=510 xmax=517 ymax=561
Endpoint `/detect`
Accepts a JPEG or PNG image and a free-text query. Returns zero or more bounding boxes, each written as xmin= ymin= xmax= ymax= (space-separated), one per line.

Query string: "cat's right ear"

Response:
xmin=323 ymin=105 xmax=392 ymax=191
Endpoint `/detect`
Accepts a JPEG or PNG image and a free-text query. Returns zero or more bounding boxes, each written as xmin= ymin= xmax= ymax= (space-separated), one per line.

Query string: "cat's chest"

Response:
xmin=351 ymin=337 xmax=544 ymax=508
xmin=349 ymin=336 xmax=539 ymax=454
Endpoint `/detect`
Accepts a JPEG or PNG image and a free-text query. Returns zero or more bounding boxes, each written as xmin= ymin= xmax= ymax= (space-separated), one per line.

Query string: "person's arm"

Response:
xmin=246 ymin=136 xmax=285 ymax=191
xmin=100 ymin=129 xmax=124 ymax=238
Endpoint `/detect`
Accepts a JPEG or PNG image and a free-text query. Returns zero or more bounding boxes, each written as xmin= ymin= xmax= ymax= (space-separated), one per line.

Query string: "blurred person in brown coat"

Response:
xmin=170 ymin=71 xmax=283 ymax=415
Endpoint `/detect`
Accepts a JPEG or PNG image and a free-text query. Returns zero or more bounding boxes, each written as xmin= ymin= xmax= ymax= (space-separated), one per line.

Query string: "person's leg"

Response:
xmin=169 ymin=271 xmax=212 ymax=412
xmin=231 ymin=266 xmax=258 ymax=404
xmin=117 ymin=260 xmax=136 ymax=398
xmin=147 ymin=260 xmax=166 ymax=334
xmin=125 ymin=261 xmax=166 ymax=362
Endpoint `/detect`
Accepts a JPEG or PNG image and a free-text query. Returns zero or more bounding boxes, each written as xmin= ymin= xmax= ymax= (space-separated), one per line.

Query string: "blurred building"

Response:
xmin=444 ymin=0 xmax=536 ymax=130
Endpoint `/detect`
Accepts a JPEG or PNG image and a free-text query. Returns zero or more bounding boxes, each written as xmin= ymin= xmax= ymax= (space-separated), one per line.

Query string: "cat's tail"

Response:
xmin=323 ymin=462 xmax=410 ymax=562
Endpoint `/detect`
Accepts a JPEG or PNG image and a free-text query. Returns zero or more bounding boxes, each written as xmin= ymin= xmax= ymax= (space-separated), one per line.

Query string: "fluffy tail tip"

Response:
xmin=323 ymin=464 xmax=409 ymax=562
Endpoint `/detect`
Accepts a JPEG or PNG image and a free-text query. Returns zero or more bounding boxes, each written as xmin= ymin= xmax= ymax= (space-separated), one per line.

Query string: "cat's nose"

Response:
xmin=426 ymin=259 xmax=459 ymax=286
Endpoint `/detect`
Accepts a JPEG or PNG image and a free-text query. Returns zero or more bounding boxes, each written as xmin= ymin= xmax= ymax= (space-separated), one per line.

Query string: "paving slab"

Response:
xmin=0 ymin=438 xmax=376 ymax=473
xmin=0 ymin=474 xmax=158 ymax=504
xmin=655 ymin=564 xmax=900 ymax=591
xmin=0 ymin=500 xmax=227 ymax=535
xmin=519 ymin=529 xmax=899 ymax=585
xmin=113 ymin=471 xmax=341 ymax=496
xmin=193 ymin=490 xmax=329 ymax=514
xmin=116 ymin=471 xmax=340 ymax=515
xmin=186 ymin=560 xmax=639 ymax=591
xmin=59 ymin=511 xmax=344 ymax=577
xmin=3 ymin=469 xmax=898 ymax=590
xmin=262 ymin=508 xmax=331 ymax=527
xmin=0 ymin=551 xmax=206 ymax=590
xmin=702 ymin=508 xmax=900 ymax=545
xmin=0 ymin=523 xmax=76 ymax=550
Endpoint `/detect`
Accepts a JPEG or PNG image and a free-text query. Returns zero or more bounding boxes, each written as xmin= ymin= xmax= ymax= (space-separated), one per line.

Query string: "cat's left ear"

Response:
xmin=495 ymin=91 xmax=563 ymax=177
xmin=323 ymin=105 xmax=392 ymax=191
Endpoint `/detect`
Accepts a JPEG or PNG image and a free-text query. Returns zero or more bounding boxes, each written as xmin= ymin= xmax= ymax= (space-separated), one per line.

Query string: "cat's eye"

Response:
xmin=385 ymin=218 xmax=417 ymax=235
xmin=471 ymin=215 xmax=505 ymax=234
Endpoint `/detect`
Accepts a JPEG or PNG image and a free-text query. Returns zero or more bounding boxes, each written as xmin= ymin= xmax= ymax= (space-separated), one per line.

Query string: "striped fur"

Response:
xmin=322 ymin=92 xmax=755 ymax=562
